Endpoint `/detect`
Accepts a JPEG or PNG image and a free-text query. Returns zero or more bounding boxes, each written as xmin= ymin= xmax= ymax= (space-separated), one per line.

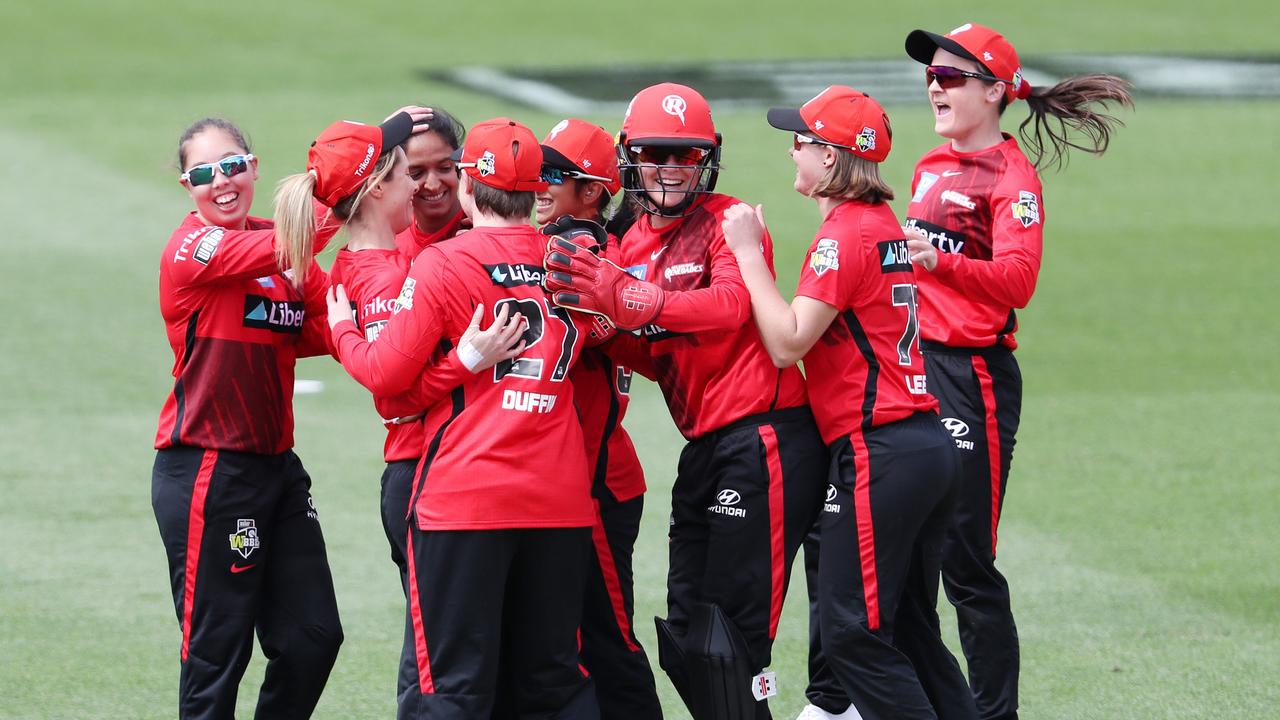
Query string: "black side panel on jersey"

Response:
xmin=841 ymin=310 xmax=880 ymax=432
xmin=170 ymin=312 xmax=200 ymax=446
xmin=409 ymin=340 xmax=465 ymax=521
xmin=591 ymin=361 xmax=621 ymax=500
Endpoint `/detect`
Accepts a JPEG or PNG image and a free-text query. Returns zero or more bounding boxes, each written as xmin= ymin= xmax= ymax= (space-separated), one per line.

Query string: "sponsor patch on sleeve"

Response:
xmin=808 ymin=238 xmax=840 ymax=277
xmin=1011 ymin=190 xmax=1041 ymax=227
xmin=193 ymin=228 xmax=224 ymax=265
xmin=394 ymin=277 xmax=416 ymax=313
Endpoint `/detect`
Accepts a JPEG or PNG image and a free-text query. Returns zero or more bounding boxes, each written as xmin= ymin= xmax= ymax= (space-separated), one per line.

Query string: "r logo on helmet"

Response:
xmin=662 ymin=94 xmax=688 ymax=125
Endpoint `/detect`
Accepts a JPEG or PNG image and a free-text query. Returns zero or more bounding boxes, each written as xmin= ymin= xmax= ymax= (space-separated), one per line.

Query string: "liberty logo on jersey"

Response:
xmin=878 ymin=239 xmax=912 ymax=273
xmin=809 ymin=239 xmax=840 ymax=277
xmin=904 ymin=218 xmax=966 ymax=254
xmin=485 ymin=263 xmax=545 ymax=287
xmin=243 ymin=296 xmax=304 ymax=333
xmin=229 ymin=519 xmax=260 ymax=559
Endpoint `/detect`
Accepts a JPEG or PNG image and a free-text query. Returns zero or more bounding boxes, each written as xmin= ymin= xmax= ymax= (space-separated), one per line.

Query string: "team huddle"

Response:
xmin=151 ymin=23 xmax=1131 ymax=720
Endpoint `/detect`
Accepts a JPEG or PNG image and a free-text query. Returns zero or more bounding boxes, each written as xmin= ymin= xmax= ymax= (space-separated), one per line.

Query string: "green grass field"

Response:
xmin=1 ymin=2 xmax=1277 ymax=718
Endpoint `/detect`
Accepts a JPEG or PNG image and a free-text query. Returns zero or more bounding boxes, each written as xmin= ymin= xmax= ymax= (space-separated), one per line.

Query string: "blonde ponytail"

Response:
xmin=273 ymin=172 xmax=318 ymax=289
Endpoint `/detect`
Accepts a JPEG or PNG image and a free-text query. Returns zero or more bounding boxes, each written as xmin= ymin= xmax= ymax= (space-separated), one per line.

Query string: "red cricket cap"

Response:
xmin=620 ymin=83 xmax=718 ymax=148
xmin=451 ymin=117 xmax=547 ymax=192
xmin=767 ymin=86 xmax=892 ymax=163
xmin=905 ymin=22 xmax=1031 ymax=102
xmin=308 ymin=112 xmax=414 ymax=207
xmin=541 ymin=119 xmax=622 ymax=195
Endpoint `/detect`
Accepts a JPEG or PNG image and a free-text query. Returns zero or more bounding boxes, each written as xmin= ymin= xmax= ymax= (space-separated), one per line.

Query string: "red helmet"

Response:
xmin=617 ymin=83 xmax=722 ymax=218
xmin=620 ymin=83 xmax=719 ymax=148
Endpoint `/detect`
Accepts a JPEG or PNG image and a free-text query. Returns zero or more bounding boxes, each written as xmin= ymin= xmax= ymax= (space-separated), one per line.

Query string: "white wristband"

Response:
xmin=458 ymin=342 xmax=486 ymax=373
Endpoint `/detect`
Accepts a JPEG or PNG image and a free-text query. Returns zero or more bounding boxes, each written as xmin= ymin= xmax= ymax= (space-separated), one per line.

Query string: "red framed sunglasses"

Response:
xmin=926 ymin=65 xmax=1002 ymax=89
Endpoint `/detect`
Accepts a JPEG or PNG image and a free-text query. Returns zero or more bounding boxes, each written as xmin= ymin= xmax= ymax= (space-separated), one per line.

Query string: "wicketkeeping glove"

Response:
xmin=543 ymin=236 xmax=664 ymax=330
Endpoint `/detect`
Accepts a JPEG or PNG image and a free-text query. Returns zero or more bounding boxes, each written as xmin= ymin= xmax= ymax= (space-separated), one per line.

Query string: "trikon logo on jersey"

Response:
xmin=877 ymin=239 xmax=912 ymax=274
xmin=229 ymin=519 xmax=260 ymax=559
xmin=904 ymin=218 xmax=966 ymax=255
xmin=485 ymin=263 xmax=545 ymax=288
xmin=708 ymin=488 xmax=746 ymax=518
xmin=243 ymin=296 xmax=305 ymax=333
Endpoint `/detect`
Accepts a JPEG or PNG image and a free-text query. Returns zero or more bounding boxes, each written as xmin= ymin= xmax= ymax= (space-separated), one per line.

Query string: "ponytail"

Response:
xmin=273 ymin=172 xmax=318 ymax=290
xmin=1015 ymin=74 xmax=1134 ymax=171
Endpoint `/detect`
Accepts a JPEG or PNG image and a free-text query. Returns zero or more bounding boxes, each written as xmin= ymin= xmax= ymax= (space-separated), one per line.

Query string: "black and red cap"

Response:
xmin=767 ymin=85 xmax=892 ymax=163
xmin=308 ymin=112 xmax=413 ymax=207
xmin=905 ymin=22 xmax=1030 ymax=102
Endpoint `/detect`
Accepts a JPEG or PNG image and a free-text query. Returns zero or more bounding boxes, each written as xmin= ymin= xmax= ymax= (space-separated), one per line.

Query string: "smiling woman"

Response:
xmin=151 ymin=116 xmax=347 ymax=719
xmin=899 ymin=22 xmax=1133 ymax=720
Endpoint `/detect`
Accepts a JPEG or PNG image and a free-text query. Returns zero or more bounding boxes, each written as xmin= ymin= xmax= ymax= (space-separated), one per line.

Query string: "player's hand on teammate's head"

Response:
xmin=903 ymin=225 xmax=938 ymax=272
xmin=326 ymin=284 xmax=355 ymax=329
xmin=387 ymin=105 xmax=435 ymax=133
xmin=457 ymin=303 xmax=527 ymax=373
xmin=721 ymin=202 xmax=767 ymax=259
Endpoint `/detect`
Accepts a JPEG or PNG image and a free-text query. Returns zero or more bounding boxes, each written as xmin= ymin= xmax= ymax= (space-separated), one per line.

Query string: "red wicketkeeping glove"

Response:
xmin=543 ymin=236 xmax=664 ymax=330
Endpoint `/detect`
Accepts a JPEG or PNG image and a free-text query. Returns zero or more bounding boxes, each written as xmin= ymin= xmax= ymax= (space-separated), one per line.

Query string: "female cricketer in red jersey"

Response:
xmin=902 ymin=24 xmax=1132 ymax=720
xmin=286 ymin=108 xmax=525 ymax=705
xmin=396 ymin=105 xmax=470 ymax=260
xmin=545 ymin=83 xmax=827 ymax=720
xmin=723 ymin=86 xmax=978 ymax=720
xmin=150 ymin=114 xmax=413 ymax=718
xmin=536 ymin=118 xmax=663 ymax=720
xmin=327 ymin=118 xmax=601 ymax=720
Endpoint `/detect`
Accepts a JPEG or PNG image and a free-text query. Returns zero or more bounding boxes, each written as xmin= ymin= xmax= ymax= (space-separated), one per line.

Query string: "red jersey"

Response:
xmin=904 ymin=135 xmax=1045 ymax=349
xmin=155 ymin=213 xmax=333 ymax=454
xmin=794 ymin=201 xmax=939 ymax=444
xmin=617 ymin=193 xmax=808 ymax=439
xmin=569 ymin=236 xmax=645 ymax=503
xmin=330 ymin=248 xmax=432 ymax=463
xmin=395 ymin=208 xmax=468 ymax=261
xmin=332 ymin=225 xmax=594 ymax=531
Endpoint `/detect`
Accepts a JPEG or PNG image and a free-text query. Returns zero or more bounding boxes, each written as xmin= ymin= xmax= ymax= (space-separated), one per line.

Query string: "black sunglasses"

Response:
xmin=540 ymin=166 xmax=612 ymax=185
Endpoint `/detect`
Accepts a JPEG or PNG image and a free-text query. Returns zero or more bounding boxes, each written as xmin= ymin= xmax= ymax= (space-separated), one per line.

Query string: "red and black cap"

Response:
xmin=767 ymin=85 xmax=892 ymax=163
xmin=308 ymin=112 xmax=414 ymax=207
xmin=450 ymin=117 xmax=547 ymax=192
xmin=905 ymin=22 xmax=1031 ymax=102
